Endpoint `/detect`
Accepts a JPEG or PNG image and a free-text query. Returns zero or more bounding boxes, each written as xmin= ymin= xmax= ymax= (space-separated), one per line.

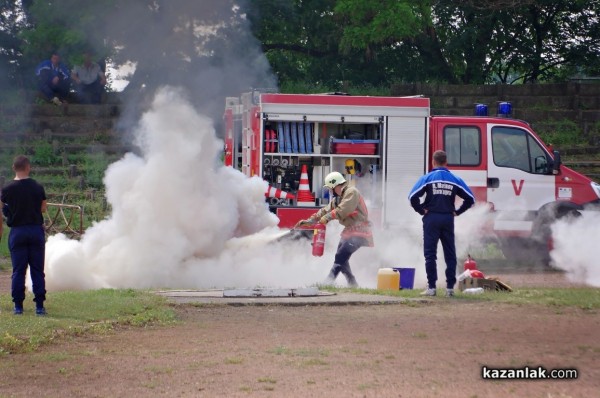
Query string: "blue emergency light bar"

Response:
xmin=497 ymin=101 xmax=512 ymax=117
xmin=474 ymin=103 xmax=488 ymax=116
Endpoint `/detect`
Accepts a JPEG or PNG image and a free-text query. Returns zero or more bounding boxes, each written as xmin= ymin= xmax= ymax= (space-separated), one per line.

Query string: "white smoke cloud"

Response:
xmin=44 ymin=86 xmax=338 ymax=291
xmin=550 ymin=211 xmax=600 ymax=287
xmin=40 ymin=86 xmax=496 ymax=292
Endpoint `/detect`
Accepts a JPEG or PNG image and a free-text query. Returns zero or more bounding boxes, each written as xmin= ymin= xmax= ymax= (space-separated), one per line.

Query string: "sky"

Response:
xmin=107 ymin=61 xmax=136 ymax=92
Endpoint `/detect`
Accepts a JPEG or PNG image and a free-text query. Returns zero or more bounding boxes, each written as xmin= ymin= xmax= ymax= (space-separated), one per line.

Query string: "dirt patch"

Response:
xmin=1 ymin=267 xmax=599 ymax=397
xmin=1 ymin=302 xmax=598 ymax=397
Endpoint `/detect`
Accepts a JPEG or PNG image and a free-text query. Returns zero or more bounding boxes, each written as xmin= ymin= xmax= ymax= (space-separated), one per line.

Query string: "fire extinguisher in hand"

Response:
xmin=312 ymin=223 xmax=326 ymax=257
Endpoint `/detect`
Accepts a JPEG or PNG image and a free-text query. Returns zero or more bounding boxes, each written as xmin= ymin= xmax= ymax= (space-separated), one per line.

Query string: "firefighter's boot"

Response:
xmin=340 ymin=262 xmax=358 ymax=288
xmin=324 ymin=264 xmax=341 ymax=285
xmin=345 ymin=274 xmax=358 ymax=288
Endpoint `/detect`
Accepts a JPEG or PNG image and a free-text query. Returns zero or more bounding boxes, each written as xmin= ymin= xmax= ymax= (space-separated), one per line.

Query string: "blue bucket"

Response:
xmin=392 ymin=267 xmax=415 ymax=290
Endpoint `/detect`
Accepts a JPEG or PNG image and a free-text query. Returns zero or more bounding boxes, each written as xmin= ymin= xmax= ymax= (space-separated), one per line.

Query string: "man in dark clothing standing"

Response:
xmin=1 ymin=156 xmax=48 ymax=315
xmin=408 ymin=150 xmax=475 ymax=297
xmin=71 ymin=51 xmax=107 ymax=104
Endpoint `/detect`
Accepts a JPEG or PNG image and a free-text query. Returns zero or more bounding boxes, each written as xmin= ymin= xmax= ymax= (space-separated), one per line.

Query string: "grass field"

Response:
xmin=325 ymin=286 xmax=600 ymax=310
xmin=0 ymin=288 xmax=176 ymax=355
xmin=1 ymin=283 xmax=598 ymax=356
xmin=0 ymin=233 xmax=9 ymax=262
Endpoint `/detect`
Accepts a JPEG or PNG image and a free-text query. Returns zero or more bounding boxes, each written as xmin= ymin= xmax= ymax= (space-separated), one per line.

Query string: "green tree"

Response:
xmin=18 ymin=0 xmax=275 ymax=105
xmin=12 ymin=0 xmax=600 ymax=94
xmin=248 ymin=0 xmax=411 ymax=90
xmin=0 ymin=0 xmax=30 ymax=88
xmin=334 ymin=0 xmax=600 ymax=84
xmin=248 ymin=0 xmax=342 ymax=88
xmin=20 ymin=0 xmax=113 ymax=65
xmin=495 ymin=0 xmax=600 ymax=83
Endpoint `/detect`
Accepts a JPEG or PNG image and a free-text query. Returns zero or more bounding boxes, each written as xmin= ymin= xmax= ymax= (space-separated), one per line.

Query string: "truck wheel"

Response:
xmin=498 ymin=237 xmax=549 ymax=266
xmin=528 ymin=207 xmax=582 ymax=266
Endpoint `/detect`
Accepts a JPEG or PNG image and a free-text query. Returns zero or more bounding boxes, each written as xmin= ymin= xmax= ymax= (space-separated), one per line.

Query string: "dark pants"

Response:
xmin=74 ymin=79 xmax=104 ymax=104
xmin=422 ymin=213 xmax=457 ymax=289
xmin=9 ymin=225 xmax=46 ymax=307
xmin=327 ymin=236 xmax=368 ymax=286
xmin=38 ymin=70 xmax=70 ymax=101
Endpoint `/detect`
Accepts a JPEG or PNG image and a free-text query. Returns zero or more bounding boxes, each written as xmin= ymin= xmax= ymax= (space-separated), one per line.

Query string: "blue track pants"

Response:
xmin=422 ymin=213 xmax=457 ymax=289
xmin=9 ymin=225 xmax=46 ymax=307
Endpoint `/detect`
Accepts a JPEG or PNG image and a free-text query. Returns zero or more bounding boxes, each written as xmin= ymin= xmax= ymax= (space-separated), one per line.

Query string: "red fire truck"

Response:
xmin=223 ymin=90 xmax=600 ymax=262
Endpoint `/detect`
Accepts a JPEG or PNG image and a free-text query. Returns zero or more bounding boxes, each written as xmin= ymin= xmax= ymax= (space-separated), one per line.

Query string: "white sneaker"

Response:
xmin=445 ymin=288 xmax=455 ymax=297
xmin=51 ymin=97 xmax=62 ymax=106
xmin=420 ymin=288 xmax=436 ymax=296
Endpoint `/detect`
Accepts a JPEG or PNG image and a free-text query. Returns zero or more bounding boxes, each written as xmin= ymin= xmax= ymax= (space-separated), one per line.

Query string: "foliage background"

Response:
xmin=0 ymin=0 xmax=598 ymax=96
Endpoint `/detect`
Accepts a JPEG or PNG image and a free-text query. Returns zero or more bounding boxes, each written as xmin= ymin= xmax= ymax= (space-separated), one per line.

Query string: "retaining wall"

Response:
xmin=391 ymin=82 xmax=600 ymax=137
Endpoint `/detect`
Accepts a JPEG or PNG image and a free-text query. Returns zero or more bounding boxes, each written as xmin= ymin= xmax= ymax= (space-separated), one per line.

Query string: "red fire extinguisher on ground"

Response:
xmin=463 ymin=254 xmax=477 ymax=271
xmin=312 ymin=223 xmax=326 ymax=257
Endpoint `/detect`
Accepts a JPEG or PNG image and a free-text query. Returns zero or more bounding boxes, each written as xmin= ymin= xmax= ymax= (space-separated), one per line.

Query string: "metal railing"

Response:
xmin=45 ymin=202 xmax=84 ymax=238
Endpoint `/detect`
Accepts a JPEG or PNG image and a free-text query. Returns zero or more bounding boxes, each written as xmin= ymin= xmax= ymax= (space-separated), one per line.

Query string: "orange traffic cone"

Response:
xmin=296 ymin=164 xmax=315 ymax=207
xmin=265 ymin=186 xmax=295 ymax=200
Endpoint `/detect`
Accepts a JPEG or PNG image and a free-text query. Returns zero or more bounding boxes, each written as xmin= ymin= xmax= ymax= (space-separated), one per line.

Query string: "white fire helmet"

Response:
xmin=323 ymin=171 xmax=346 ymax=189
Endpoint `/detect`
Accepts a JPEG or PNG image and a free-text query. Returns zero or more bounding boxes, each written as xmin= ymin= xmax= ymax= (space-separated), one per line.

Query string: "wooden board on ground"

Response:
xmin=223 ymin=287 xmax=321 ymax=298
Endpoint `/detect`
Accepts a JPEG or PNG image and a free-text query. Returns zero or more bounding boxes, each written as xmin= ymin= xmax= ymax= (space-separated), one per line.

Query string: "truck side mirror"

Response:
xmin=552 ymin=150 xmax=562 ymax=175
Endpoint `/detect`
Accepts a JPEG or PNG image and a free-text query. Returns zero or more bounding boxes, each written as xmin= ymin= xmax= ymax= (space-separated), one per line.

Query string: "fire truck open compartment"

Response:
xmin=261 ymin=119 xmax=383 ymax=201
xmin=224 ymin=91 xmax=431 ymax=228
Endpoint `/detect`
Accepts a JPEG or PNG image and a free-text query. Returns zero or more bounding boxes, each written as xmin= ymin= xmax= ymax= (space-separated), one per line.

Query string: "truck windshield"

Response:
xmin=491 ymin=126 xmax=549 ymax=174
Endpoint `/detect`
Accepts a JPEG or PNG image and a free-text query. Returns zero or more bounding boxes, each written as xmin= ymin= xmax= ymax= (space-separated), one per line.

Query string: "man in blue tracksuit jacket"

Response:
xmin=35 ymin=52 xmax=71 ymax=104
xmin=408 ymin=150 xmax=475 ymax=297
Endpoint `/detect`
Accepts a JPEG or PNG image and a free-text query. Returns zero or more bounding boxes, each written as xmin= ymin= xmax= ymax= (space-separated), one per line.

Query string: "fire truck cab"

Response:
xmin=224 ymin=90 xmax=600 ymax=262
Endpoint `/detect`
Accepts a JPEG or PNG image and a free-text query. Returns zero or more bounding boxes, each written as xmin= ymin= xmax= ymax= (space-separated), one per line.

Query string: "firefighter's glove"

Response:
xmin=295 ymin=219 xmax=311 ymax=228
xmin=319 ymin=214 xmax=332 ymax=225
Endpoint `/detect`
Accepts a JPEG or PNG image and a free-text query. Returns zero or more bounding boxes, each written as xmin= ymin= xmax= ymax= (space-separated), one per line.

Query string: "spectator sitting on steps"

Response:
xmin=71 ymin=51 xmax=107 ymax=104
xmin=35 ymin=52 xmax=71 ymax=105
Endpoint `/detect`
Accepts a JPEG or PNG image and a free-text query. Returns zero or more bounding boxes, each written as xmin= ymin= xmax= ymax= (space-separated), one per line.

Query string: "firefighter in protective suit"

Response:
xmin=296 ymin=171 xmax=374 ymax=287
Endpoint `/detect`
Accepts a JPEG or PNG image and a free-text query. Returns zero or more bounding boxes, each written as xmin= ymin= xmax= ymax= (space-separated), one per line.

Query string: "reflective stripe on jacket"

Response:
xmin=408 ymin=167 xmax=475 ymax=216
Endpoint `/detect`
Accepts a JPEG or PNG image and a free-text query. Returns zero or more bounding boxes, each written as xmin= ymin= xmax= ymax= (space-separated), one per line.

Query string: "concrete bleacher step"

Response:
xmin=29 ymin=167 xmax=70 ymax=176
xmin=0 ymin=142 xmax=135 ymax=155
xmin=431 ymin=107 xmax=600 ymax=122
xmin=0 ymin=103 xmax=121 ymax=118
xmin=434 ymin=95 xmax=598 ymax=110
xmin=558 ymin=146 xmax=600 ymax=155
xmin=0 ymin=102 xmax=122 ymax=138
